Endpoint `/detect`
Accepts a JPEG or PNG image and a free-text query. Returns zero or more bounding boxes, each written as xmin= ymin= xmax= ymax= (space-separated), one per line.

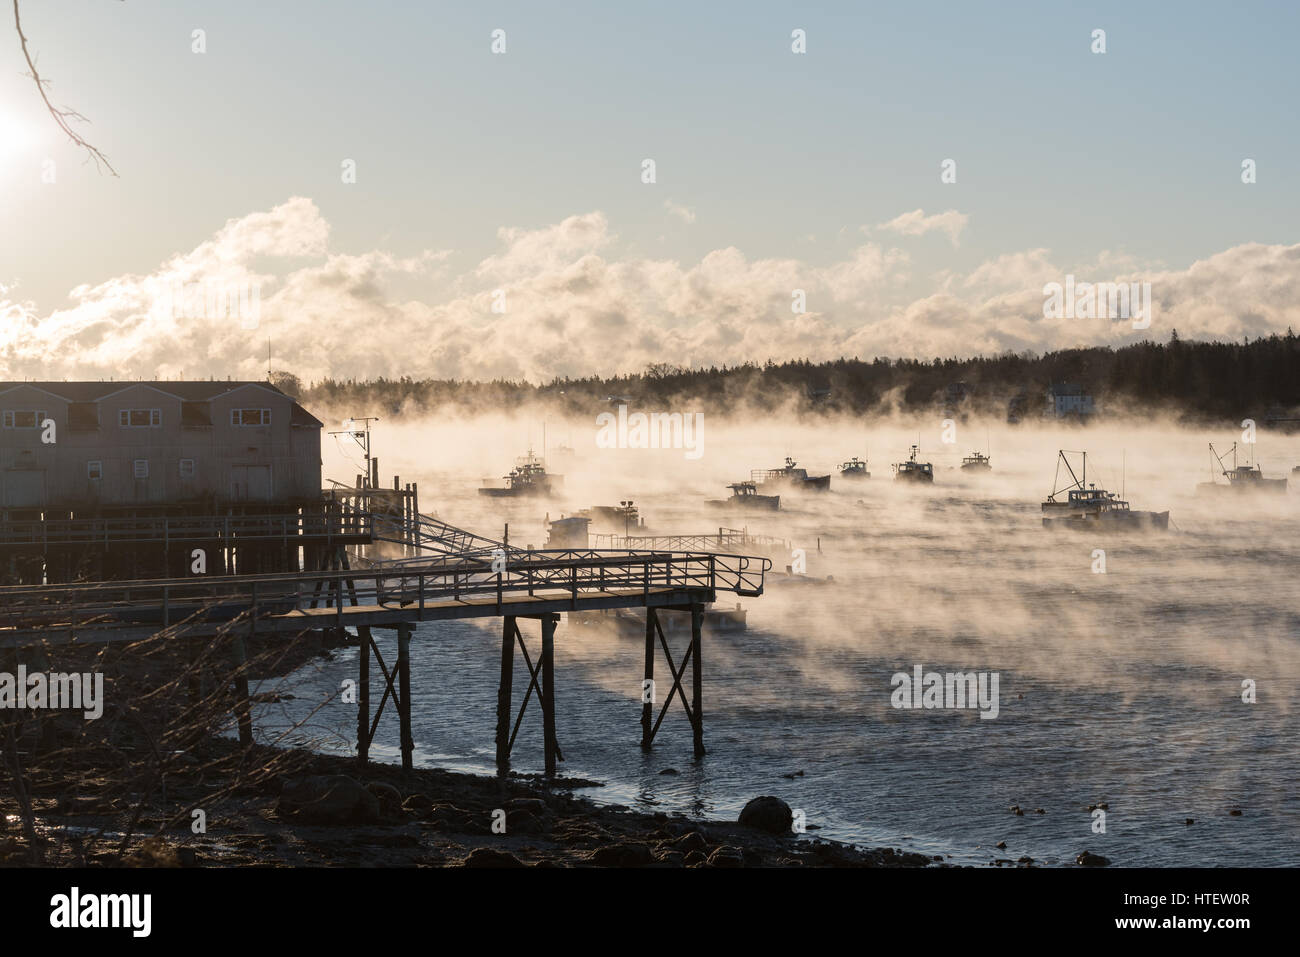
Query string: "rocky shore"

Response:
xmin=3 ymin=734 xmax=939 ymax=868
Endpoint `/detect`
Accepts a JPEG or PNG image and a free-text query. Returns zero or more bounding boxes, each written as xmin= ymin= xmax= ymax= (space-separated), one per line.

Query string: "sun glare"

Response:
xmin=0 ymin=108 xmax=35 ymax=161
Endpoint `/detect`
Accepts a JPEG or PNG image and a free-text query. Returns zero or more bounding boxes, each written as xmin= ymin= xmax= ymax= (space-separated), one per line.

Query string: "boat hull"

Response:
xmin=1042 ymin=509 xmax=1170 ymax=531
xmin=1195 ymin=479 xmax=1287 ymax=495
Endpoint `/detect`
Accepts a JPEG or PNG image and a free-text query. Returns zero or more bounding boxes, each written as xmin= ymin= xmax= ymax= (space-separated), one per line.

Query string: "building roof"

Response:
xmin=0 ymin=381 xmax=323 ymax=427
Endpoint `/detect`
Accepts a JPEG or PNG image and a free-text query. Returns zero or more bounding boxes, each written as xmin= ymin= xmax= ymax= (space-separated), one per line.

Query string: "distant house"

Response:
xmin=0 ymin=381 xmax=322 ymax=510
xmin=1043 ymin=383 xmax=1096 ymax=419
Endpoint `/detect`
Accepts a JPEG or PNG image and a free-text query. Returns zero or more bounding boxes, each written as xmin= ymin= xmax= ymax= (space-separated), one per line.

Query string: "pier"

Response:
xmin=0 ymin=513 xmax=769 ymax=774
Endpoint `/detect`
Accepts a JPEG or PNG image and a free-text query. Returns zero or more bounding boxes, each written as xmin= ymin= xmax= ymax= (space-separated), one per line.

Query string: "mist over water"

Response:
xmin=264 ymin=409 xmax=1300 ymax=866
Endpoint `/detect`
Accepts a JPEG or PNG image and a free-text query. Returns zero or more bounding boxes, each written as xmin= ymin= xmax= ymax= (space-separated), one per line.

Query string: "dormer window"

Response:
xmin=3 ymin=410 xmax=48 ymax=429
xmin=232 ymin=408 xmax=271 ymax=426
xmin=119 ymin=409 xmax=161 ymax=428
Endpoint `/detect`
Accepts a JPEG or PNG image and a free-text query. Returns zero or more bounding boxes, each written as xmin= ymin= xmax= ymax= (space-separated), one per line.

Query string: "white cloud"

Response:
xmin=664 ymin=200 xmax=696 ymax=224
xmin=4 ymin=199 xmax=1300 ymax=384
xmin=878 ymin=208 xmax=969 ymax=246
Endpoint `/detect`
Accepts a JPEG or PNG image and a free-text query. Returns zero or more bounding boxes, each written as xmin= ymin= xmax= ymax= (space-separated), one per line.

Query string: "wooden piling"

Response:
xmin=230 ymin=634 xmax=253 ymax=746
xmin=691 ymin=603 xmax=704 ymax=757
xmin=397 ymin=622 xmax=413 ymax=773
xmin=641 ymin=609 xmax=656 ymax=750
xmin=541 ymin=614 xmax=557 ymax=776
xmin=357 ymin=625 xmax=371 ymax=766
xmin=496 ymin=616 xmax=515 ymax=771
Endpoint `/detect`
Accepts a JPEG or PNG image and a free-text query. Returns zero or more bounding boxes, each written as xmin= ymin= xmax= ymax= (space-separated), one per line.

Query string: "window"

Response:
xmin=87 ymin=461 xmax=103 ymax=481
xmin=231 ymin=408 xmax=271 ymax=426
xmin=2 ymin=410 xmax=48 ymax=429
xmin=133 ymin=459 xmax=149 ymax=479
xmin=179 ymin=458 xmax=195 ymax=478
xmin=119 ymin=409 xmax=161 ymax=428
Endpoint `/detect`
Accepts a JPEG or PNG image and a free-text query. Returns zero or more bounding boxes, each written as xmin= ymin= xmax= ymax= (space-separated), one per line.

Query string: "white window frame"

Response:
xmin=231 ymin=408 xmax=272 ymax=427
xmin=3 ymin=410 xmax=48 ymax=429
xmin=87 ymin=460 xmax=103 ymax=481
xmin=179 ymin=458 xmax=196 ymax=478
xmin=133 ymin=459 xmax=150 ymax=479
xmin=119 ymin=408 xmax=162 ymax=428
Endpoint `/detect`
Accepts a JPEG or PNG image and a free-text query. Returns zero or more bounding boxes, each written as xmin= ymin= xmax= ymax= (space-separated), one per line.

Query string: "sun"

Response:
xmin=0 ymin=107 xmax=36 ymax=162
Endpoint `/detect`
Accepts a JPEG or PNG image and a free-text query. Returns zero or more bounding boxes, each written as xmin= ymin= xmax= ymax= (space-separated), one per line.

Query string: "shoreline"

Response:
xmin=5 ymin=735 xmax=941 ymax=868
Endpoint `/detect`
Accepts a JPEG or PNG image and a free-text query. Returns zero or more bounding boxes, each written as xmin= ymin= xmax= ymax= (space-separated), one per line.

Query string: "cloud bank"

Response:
xmin=3 ymin=197 xmax=1299 ymax=383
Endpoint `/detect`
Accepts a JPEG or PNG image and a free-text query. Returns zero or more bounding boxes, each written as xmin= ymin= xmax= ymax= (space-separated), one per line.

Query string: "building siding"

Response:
xmin=0 ymin=382 xmax=322 ymax=509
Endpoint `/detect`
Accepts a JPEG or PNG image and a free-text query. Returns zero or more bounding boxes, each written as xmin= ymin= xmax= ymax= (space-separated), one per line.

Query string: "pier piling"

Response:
xmin=357 ymin=625 xmax=372 ymax=766
xmin=541 ymin=614 xmax=558 ymax=776
xmin=496 ymin=616 xmax=515 ymax=771
xmin=641 ymin=609 xmax=656 ymax=750
xmin=691 ymin=603 xmax=705 ymax=758
xmin=397 ymin=622 xmax=413 ymax=773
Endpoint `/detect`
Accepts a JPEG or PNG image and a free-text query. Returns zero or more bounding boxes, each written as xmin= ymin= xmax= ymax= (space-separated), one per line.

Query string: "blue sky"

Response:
xmin=1 ymin=1 xmax=1297 ymax=380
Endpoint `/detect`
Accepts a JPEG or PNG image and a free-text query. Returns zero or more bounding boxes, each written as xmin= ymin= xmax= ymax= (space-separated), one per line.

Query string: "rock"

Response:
xmin=1076 ymin=850 xmax=1110 ymax=867
xmin=683 ymin=849 xmax=707 ymax=867
xmin=658 ymin=768 xmax=679 ymax=776
xmin=507 ymin=810 xmax=546 ymax=835
xmin=590 ymin=843 xmax=655 ymax=868
xmin=507 ymin=797 xmax=546 ymax=813
xmin=706 ymin=845 xmax=745 ymax=868
xmin=673 ymin=831 xmax=707 ymax=853
xmin=1229 ymin=809 xmax=1243 ymax=817
xmin=995 ymin=841 xmax=1007 ymax=849
xmin=279 ymin=775 xmax=379 ymax=825
xmin=738 ymin=795 xmax=793 ymax=834
xmin=366 ymin=781 xmax=405 ymax=819
xmin=462 ymin=847 xmax=526 ymax=868
xmin=401 ymin=792 xmax=434 ymax=818
xmin=1185 ymin=818 xmax=1194 ymax=826
xmin=1035 ymin=808 xmax=1045 ymax=814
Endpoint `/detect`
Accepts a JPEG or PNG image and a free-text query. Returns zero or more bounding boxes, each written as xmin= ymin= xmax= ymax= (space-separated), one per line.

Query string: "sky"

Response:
xmin=1 ymin=0 xmax=1298 ymax=382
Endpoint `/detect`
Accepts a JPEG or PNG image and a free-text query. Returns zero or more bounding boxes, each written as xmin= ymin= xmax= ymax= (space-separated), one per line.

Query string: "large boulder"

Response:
xmin=278 ymin=775 xmax=379 ymax=825
xmin=463 ymin=847 xmax=526 ymax=868
xmin=738 ymin=796 xmax=793 ymax=834
xmin=590 ymin=843 xmax=655 ymax=868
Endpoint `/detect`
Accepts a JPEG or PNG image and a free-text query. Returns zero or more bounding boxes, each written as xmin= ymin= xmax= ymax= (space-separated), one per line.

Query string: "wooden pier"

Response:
xmin=0 ymin=547 xmax=768 ymax=774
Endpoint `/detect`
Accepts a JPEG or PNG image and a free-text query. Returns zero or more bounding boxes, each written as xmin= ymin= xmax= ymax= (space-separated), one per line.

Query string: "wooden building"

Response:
xmin=0 ymin=380 xmax=322 ymax=508
xmin=0 ymin=381 xmax=351 ymax=583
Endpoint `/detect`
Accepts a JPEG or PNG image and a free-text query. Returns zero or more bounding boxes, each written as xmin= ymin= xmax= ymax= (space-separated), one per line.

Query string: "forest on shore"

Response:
xmin=286 ymin=332 xmax=1300 ymax=425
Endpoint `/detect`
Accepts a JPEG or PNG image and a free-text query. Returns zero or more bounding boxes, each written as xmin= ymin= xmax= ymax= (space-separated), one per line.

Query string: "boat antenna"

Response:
xmin=1122 ymin=450 xmax=1126 ymax=501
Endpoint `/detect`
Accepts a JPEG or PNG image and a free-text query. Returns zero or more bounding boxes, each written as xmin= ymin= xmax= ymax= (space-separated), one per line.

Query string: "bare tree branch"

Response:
xmin=12 ymin=0 xmax=119 ymax=176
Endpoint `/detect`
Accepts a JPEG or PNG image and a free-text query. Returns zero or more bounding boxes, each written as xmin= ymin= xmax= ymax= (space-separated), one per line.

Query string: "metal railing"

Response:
xmin=0 ymin=509 xmax=372 ymax=548
xmin=589 ymin=527 xmax=791 ymax=552
xmin=0 ymin=549 xmax=769 ymax=637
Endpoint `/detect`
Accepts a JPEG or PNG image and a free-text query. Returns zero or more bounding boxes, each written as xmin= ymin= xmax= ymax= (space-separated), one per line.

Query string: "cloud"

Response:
xmin=4 ymin=199 xmax=1300 ymax=383
xmin=878 ymin=208 xmax=969 ymax=246
xmin=664 ymin=200 xmax=696 ymax=224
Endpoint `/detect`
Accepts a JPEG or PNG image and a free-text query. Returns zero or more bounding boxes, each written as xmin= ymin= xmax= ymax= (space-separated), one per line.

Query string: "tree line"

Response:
xmin=295 ymin=331 xmax=1300 ymax=423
